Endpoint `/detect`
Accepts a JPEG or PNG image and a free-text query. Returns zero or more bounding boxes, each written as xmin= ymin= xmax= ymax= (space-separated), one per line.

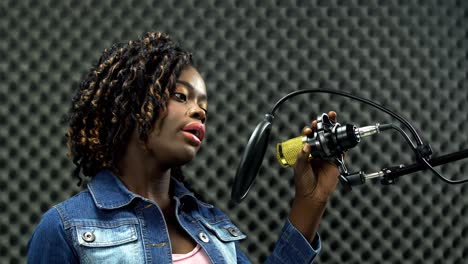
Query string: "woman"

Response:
xmin=27 ymin=32 xmax=339 ymax=263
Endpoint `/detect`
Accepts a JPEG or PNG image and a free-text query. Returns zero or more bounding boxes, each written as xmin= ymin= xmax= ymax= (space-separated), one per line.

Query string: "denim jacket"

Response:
xmin=28 ymin=170 xmax=321 ymax=263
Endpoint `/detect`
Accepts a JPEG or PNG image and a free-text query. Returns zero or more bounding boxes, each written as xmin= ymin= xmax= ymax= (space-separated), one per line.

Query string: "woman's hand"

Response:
xmin=293 ymin=111 xmax=340 ymax=203
xmin=288 ymin=111 xmax=340 ymax=243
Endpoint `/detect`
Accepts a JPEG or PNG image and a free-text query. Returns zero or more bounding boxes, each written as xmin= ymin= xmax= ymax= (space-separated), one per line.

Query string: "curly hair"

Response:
xmin=65 ymin=32 xmax=192 ymax=185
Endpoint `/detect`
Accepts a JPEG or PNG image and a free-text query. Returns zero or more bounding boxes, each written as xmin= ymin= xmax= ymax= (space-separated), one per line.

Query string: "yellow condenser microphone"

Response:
xmin=276 ymin=124 xmax=384 ymax=167
xmin=276 ymin=136 xmax=306 ymax=167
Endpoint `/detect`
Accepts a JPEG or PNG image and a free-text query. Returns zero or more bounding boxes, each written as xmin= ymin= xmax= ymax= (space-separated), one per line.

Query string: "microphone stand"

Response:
xmin=344 ymin=149 xmax=468 ymax=187
xmin=232 ymin=88 xmax=468 ymax=202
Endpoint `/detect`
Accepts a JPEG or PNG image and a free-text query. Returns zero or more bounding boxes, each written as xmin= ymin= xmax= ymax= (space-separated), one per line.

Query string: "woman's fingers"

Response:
xmin=301 ymin=126 xmax=313 ymax=136
xmin=328 ymin=111 xmax=337 ymax=121
xmin=309 ymin=111 xmax=337 ymax=128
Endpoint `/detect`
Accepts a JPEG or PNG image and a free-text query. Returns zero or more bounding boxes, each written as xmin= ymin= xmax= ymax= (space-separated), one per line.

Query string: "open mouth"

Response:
xmin=184 ymin=129 xmax=202 ymax=139
xmin=182 ymin=123 xmax=205 ymax=144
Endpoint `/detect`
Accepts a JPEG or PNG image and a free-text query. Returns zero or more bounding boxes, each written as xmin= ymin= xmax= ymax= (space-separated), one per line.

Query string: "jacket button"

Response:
xmin=82 ymin=231 xmax=95 ymax=243
xmin=198 ymin=232 xmax=210 ymax=243
xmin=226 ymin=227 xmax=240 ymax=237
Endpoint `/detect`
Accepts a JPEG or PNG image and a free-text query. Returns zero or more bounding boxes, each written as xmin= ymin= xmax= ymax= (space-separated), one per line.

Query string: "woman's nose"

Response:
xmin=188 ymin=106 xmax=206 ymax=123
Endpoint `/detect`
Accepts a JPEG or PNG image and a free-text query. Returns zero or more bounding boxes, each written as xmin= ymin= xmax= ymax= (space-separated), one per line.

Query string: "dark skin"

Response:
xmin=118 ymin=65 xmax=339 ymax=253
xmin=118 ymin=66 xmax=206 ymax=253
xmin=289 ymin=111 xmax=340 ymax=242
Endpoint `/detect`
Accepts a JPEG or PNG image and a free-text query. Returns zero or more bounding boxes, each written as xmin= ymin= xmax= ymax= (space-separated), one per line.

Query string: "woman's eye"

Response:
xmin=174 ymin=93 xmax=187 ymax=102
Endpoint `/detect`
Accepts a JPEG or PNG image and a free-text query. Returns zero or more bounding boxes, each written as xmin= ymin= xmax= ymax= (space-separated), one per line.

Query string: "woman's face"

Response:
xmin=145 ymin=65 xmax=208 ymax=167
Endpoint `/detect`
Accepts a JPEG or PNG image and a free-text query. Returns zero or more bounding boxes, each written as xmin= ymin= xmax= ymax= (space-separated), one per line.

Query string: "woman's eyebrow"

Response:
xmin=175 ymin=80 xmax=207 ymax=100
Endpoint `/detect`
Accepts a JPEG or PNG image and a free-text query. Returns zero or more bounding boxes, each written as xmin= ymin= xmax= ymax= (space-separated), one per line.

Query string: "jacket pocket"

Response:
xmin=76 ymin=223 xmax=137 ymax=247
xmin=200 ymin=219 xmax=247 ymax=242
xmin=70 ymin=219 xmax=144 ymax=264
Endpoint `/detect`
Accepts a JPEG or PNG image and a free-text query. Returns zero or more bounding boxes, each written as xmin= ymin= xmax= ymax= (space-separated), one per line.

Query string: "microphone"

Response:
xmin=231 ymin=88 xmax=468 ymax=204
xmin=276 ymin=121 xmax=384 ymax=167
xmin=231 ymin=111 xmax=385 ymax=203
xmin=231 ymin=88 xmax=422 ymax=203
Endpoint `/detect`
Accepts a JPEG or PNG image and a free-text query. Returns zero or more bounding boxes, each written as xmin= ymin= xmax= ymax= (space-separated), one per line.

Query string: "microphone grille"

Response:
xmin=276 ymin=136 xmax=304 ymax=167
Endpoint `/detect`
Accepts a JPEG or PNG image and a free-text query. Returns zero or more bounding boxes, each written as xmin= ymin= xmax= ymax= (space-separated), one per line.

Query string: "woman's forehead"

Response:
xmin=177 ymin=66 xmax=207 ymax=96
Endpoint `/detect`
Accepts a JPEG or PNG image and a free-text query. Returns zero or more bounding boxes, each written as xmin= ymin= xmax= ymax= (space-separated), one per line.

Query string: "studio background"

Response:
xmin=1 ymin=0 xmax=468 ymax=263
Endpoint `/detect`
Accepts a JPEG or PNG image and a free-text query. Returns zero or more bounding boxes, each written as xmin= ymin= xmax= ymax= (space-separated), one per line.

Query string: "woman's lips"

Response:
xmin=182 ymin=131 xmax=202 ymax=146
xmin=181 ymin=122 xmax=205 ymax=146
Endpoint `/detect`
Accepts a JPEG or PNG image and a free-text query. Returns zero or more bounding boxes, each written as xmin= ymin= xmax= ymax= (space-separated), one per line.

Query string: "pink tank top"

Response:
xmin=172 ymin=244 xmax=211 ymax=263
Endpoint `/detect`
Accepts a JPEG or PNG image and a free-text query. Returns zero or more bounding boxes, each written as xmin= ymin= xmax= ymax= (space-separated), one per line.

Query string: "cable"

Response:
xmin=388 ymin=124 xmax=468 ymax=184
xmin=269 ymin=88 xmax=468 ymax=185
xmin=269 ymin=89 xmax=424 ymax=147
xmin=420 ymin=157 xmax=468 ymax=184
xmin=383 ymin=124 xmax=418 ymax=153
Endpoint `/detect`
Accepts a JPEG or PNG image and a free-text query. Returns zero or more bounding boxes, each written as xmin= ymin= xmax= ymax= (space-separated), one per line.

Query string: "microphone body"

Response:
xmin=276 ymin=123 xmax=382 ymax=167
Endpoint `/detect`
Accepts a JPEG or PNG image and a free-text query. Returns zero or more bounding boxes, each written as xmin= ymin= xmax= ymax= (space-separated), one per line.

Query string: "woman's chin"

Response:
xmin=173 ymin=146 xmax=199 ymax=165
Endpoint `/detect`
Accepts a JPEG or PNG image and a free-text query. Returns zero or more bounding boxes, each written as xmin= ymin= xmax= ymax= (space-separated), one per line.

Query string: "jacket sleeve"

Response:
xmin=265 ymin=218 xmax=321 ymax=264
xmin=27 ymin=207 xmax=79 ymax=264
xmin=234 ymin=217 xmax=321 ymax=264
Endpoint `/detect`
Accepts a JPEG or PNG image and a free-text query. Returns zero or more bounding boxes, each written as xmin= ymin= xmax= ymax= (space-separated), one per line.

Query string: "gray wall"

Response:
xmin=1 ymin=0 xmax=468 ymax=263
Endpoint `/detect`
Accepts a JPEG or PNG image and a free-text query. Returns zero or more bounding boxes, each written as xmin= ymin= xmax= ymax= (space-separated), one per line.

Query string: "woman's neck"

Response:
xmin=117 ymin=130 xmax=173 ymax=210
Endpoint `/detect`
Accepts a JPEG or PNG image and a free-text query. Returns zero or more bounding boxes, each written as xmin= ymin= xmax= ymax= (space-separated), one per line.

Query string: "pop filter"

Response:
xmin=231 ymin=114 xmax=273 ymax=203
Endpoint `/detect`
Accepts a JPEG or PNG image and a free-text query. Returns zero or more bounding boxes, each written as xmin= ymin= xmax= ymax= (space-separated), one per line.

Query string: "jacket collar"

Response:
xmin=87 ymin=169 xmax=202 ymax=210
